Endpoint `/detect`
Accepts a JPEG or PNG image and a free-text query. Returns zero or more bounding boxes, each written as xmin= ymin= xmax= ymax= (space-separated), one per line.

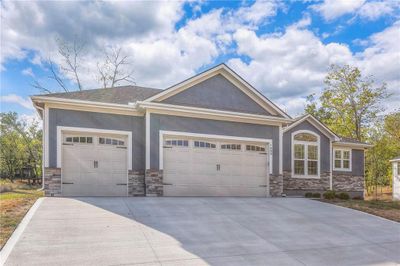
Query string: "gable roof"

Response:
xmin=35 ymin=85 xmax=162 ymax=105
xmin=143 ymin=63 xmax=291 ymax=119
xmin=283 ymin=114 xmax=339 ymax=140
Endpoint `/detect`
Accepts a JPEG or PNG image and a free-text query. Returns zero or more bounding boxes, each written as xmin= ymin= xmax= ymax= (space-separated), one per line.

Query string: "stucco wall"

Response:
xmin=161 ymin=74 xmax=274 ymax=116
xmin=48 ymin=108 xmax=145 ymax=170
xmin=283 ymin=120 xmax=331 ymax=173
xmin=149 ymin=113 xmax=280 ymax=175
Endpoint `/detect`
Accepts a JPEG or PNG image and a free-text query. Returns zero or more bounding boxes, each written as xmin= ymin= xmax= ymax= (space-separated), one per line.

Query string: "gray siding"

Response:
xmin=283 ymin=120 xmax=331 ymax=173
xmin=161 ymin=74 xmax=274 ymax=116
xmin=48 ymin=109 xmax=145 ymax=170
xmin=150 ymin=114 xmax=280 ymax=175
xmin=333 ymin=149 xmax=365 ymax=176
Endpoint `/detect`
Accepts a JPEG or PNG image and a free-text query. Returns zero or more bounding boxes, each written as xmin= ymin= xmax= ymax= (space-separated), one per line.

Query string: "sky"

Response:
xmin=1 ymin=0 xmax=399 ymax=123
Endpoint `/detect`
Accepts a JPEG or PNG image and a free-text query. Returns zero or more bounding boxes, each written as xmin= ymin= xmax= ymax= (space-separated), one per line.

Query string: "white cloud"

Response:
xmin=313 ymin=0 xmax=398 ymax=21
xmin=0 ymin=94 xmax=34 ymax=110
xmin=22 ymin=67 xmax=34 ymax=77
xmin=19 ymin=113 xmax=41 ymax=128
xmin=312 ymin=0 xmax=366 ymax=21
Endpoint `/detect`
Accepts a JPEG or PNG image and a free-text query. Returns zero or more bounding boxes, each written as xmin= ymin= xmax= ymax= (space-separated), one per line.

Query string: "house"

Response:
xmin=390 ymin=157 xmax=400 ymax=200
xmin=31 ymin=64 xmax=371 ymax=198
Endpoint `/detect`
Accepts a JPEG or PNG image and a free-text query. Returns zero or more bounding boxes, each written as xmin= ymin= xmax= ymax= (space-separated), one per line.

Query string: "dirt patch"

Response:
xmin=319 ymin=199 xmax=400 ymax=222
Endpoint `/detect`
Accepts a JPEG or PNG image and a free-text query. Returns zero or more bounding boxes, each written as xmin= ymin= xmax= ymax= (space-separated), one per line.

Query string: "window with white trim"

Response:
xmin=333 ymin=148 xmax=352 ymax=171
xmin=292 ymin=132 xmax=319 ymax=177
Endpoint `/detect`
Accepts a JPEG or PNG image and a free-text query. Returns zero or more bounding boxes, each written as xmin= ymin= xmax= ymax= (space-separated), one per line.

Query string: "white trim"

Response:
xmin=138 ymin=101 xmax=291 ymax=125
xmin=284 ymin=114 xmax=339 ymax=141
xmin=143 ymin=64 xmax=290 ymax=118
xmin=279 ymin=125 xmax=283 ymax=175
xmin=291 ymin=130 xmax=320 ymax=179
xmin=145 ymin=111 xmax=150 ymax=169
xmin=0 ymin=198 xmax=44 ymax=266
xmin=44 ymin=105 xmax=49 ymax=168
xmin=390 ymin=158 xmax=400 ymax=163
xmin=56 ymin=126 xmax=132 ymax=169
xmin=333 ymin=148 xmax=352 ymax=172
xmin=333 ymin=142 xmax=373 ymax=148
xmin=159 ymin=130 xmax=273 ymax=174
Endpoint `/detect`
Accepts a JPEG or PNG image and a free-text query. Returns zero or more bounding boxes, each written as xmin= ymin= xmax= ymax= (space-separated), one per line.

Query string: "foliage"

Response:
xmin=323 ymin=190 xmax=336 ymax=200
xmin=352 ymin=196 xmax=363 ymax=200
xmin=305 ymin=64 xmax=388 ymax=141
xmin=336 ymin=192 xmax=350 ymax=200
xmin=312 ymin=192 xmax=321 ymax=198
xmin=305 ymin=192 xmax=313 ymax=198
xmin=0 ymin=112 xmax=42 ymax=182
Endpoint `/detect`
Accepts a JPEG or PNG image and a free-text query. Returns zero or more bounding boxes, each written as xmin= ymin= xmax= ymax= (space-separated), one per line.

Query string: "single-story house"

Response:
xmin=390 ymin=157 xmax=400 ymax=200
xmin=31 ymin=64 xmax=371 ymax=198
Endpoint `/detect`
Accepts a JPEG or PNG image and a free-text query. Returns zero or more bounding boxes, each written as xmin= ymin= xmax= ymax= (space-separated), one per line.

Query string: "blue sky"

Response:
xmin=1 ymin=0 xmax=399 ymax=122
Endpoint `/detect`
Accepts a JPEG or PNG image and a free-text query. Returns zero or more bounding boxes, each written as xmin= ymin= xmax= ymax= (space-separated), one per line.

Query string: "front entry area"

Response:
xmin=61 ymin=132 xmax=128 ymax=196
xmin=163 ymin=134 xmax=270 ymax=196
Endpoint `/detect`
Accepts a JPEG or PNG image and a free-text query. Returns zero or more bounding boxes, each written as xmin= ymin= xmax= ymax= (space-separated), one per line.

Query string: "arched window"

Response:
xmin=292 ymin=131 xmax=319 ymax=177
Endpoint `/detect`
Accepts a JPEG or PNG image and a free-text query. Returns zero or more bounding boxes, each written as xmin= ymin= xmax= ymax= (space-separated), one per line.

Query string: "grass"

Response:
xmin=0 ymin=180 xmax=43 ymax=249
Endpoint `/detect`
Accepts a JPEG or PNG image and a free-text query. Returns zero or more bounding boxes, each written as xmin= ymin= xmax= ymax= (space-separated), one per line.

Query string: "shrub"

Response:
xmin=337 ymin=192 xmax=350 ymax=200
xmin=352 ymin=195 xmax=363 ymax=200
xmin=312 ymin=193 xmax=321 ymax=198
xmin=0 ymin=184 xmax=13 ymax=193
xmin=323 ymin=190 xmax=336 ymax=200
xmin=305 ymin=192 xmax=313 ymax=198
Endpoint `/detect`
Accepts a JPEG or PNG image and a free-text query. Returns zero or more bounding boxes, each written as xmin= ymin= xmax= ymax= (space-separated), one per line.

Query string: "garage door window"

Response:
xmin=246 ymin=145 xmax=265 ymax=152
xmin=194 ymin=141 xmax=216 ymax=149
xmin=65 ymin=136 xmax=93 ymax=144
xmin=221 ymin=144 xmax=241 ymax=150
xmin=165 ymin=139 xmax=189 ymax=147
xmin=99 ymin=137 xmax=125 ymax=146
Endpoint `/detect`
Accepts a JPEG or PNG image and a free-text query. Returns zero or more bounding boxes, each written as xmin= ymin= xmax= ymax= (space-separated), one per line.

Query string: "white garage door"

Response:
xmin=163 ymin=137 xmax=269 ymax=196
xmin=62 ymin=133 xmax=128 ymax=196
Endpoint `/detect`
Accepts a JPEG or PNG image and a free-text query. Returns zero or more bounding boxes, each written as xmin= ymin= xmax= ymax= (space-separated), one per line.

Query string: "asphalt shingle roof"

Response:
xmin=40 ymin=85 xmax=162 ymax=105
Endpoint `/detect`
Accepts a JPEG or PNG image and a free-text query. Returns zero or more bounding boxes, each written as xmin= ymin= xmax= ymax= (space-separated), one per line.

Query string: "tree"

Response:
xmin=32 ymin=38 xmax=135 ymax=93
xmin=305 ymin=64 xmax=388 ymax=141
xmin=0 ymin=112 xmax=42 ymax=183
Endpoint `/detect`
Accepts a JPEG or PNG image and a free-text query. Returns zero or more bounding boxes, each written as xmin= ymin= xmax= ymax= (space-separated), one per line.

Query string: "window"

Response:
xmin=333 ymin=148 xmax=352 ymax=171
xmin=246 ymin=145 xmax=266 ymax=152
xmin=99 ymin=137 xmax=125 ymax=146
xmin=221 ymin=144 xmax=241 ymax=150
xmin=292 ymin=131 xmax=319 ymax=178
xmin=165 ymin=139 xmax=189 ymax=147
xmin=65 ymin=136 xmax=93 ymax=144
xmin=194 ymin=141 xmax=216 ymax=149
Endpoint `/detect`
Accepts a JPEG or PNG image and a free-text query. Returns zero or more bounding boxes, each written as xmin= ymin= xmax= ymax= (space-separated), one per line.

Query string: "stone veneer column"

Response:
xmin=145 ymin=169 xmax=163 ymax=196
xmin=128 ymin=170 xmax=145 ymax=196
xmin=269 ymin=174 xmax=283 ymax=197
xmin=44 ymin=167 xmax=61 ymax=196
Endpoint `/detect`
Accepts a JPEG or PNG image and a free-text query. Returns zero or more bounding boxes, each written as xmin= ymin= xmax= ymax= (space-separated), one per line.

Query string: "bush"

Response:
xmin=337 ymin=192 xmax=350 ymax=200
xmin=352 ymin=195 xmax=363 ymax=200
xmin=323 ymin=190 xmax=336 ymax=200
xmin=305 ymin=192 xmax=313 ymax=198
xmin=312 ymin=193 xmax=321 ymax=198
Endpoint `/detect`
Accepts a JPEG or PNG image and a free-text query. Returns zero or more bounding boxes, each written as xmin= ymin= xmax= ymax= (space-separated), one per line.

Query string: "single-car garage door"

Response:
xmin=163 ymin=137 xmax=269 ymax=196
xmin=62 ymin=133 xmax=128 ymax=196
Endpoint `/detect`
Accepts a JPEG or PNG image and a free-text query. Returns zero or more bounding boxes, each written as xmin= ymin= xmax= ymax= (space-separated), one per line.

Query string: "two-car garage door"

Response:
xmin=163 ymin=137 xmax=270 ymax=197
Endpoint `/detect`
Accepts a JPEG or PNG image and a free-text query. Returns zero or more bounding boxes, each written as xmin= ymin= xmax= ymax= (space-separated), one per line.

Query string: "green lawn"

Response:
xmin=0 ymin=180 xmax=43 ymax=249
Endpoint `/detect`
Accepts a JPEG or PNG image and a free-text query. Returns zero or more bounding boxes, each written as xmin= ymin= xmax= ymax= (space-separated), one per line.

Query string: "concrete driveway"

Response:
xmin=3 ymin=197 xmax=400 ymax=266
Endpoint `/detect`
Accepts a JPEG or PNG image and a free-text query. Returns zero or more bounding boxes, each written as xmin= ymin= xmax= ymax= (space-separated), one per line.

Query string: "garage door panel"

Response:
xmin=163 ymin=137 xmax=269 ymax=197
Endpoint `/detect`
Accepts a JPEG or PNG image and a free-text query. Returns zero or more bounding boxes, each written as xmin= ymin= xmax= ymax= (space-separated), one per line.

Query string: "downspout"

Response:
xmin=329 ymin=140 xmax=333 ymax=190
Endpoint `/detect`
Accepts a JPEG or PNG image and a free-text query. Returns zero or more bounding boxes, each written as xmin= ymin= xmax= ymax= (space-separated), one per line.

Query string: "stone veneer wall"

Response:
xmin=145 ymin=169 xmax=163 ymax=196
xmin=333 ymin=174 xmax=364 ymax=193
xmin=283 ymin=171 xmax=330 ymax=196
xmin=44 ymin=167 xmax=61 ymax=196
xmin=128 ymin=170 xmax=145 ymax=196
xmin=269 ymin=175 xmax=283 ymax=197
